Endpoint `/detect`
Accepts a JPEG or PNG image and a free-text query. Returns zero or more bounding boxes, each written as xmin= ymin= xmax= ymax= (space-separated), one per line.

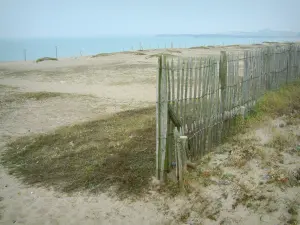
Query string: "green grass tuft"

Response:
xmin=254 ymin=81 xmax=300 ymax=117
xmin=16 ymin=92 xmax=66 ymax=101
xmin=0 ymin=84 xmax=18 ymax=90
xmin=189 ymin=46 xmax=210 ymax=49
xmin=36 ymin=57 xmax=58 ymax=63
xmin=1 ymin=91 xmax=85 ymax=104
xmin=92 ymin=53 xmax=114 ymax=57
xmin=147 ymin=53 xmax=177 ymax=59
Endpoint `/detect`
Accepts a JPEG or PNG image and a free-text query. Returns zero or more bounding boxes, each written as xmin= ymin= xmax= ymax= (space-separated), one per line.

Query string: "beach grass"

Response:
xmin=36 ymin=57 xmax=58 ymax=63
xmin=147 ymin=52 xmax=177 ymax=59
xmin=92 ymin=53 xmax=115 ymax=57
xmin=1 ymin=107 xmax=156 ymax=198
xmin=254 ymin=81 xmax=300 ymax=117
xmin=0 ymin=91 xmax=97 ymax=113
xmin=0 ymin=91 xmax=87 ymax=104
xmin=0 ymin=84 xmax=18 ymax=90
xmin=189 ymin=46 xmax=210 ymax=49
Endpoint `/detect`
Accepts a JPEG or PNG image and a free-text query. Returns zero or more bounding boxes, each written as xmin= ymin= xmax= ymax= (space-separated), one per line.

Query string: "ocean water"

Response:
xmin=0 ymin=36 xmax=299 ymax=62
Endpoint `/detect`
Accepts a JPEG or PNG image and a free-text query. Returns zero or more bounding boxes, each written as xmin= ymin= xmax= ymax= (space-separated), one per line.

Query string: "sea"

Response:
xmin=0 ymin=36 xmax=299 ymax=62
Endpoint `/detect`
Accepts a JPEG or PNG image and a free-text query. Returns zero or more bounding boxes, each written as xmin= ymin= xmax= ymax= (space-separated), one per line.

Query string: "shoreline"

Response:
xmin=1 ymin=40 xmax=300 ymax=64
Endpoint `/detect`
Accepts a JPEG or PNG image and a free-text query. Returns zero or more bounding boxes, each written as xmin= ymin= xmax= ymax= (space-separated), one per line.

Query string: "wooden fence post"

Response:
xmin=156 ymin=55 xmax=168 ymax=181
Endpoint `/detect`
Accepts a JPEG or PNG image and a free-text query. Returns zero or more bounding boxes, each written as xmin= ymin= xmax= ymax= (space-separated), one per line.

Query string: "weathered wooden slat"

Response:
xmin=180 ymin=59 xmax=185 ymax=124
xmin=243 ymin=51 xmax=249 ymax=116
xmin=174 ymin=128 xmax=188 ymax=191
xmin=197 ymin=58 xmax=204 ymax=155
xmin=171 ymin=59 xmax=175 ymax=104
xmin=193 ymin=60 xmax=200 ymax=155
xmin=212 ymin=59 xmax=219 ymax=146
xmin=189 ymin=58 xmax=194 ymax=104
xmin=166 ymin=60 xmax=172 ymax=171
xmin=219 ymin=51 xmax=227 ymax=141
xmin=204 ymin=58 xmax=211 ymax=154
xmin=176 ymin=58 xmax=181 ymax=117
xmin=183 ymin=59 xmax=190 ymax=134
xmin=200 ymin=59 xmax=207 ymax=155
xmin=168 ymin=105 xmax=182 ymax=128
xmin=167 ymin=60 xmax=171 ymax=104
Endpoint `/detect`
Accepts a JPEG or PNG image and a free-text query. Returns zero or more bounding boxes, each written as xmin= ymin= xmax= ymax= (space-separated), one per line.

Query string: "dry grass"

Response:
xmin=263 ymin=41 xmax=279 ymax=44
xmin=267 ymin=130 xmax=297 ymax=152
xmin=121 ymin=51 xmax=147 ymax=56
xmin=147 ymin=53 xmax=177 ymax=59
xmin=0 ymin=196 xmax=3 ymax=219
xmin=227 ymin=44 xmax=241 ymax=47
xmin=255 ymin=81 xmax=300 ymax=117
xmin=1 ymin=107 xmax=156 ymax=198
xmin=36 ymin=57 xmax=58 ymax=63
xmin=226 ymin=81 xmax=300 ymax=138
xmin=287 ymin=199 xmax=300 ymax=225
xmin=15 ymin=92 xmax=70 ymax=101
xmin=0 ymin=91 xmax=89 ymax=105
xmin=92 ymin=53 xmax=115 ymax=57
xmin=166 ymin=49 xmax=182 ymax=53
xmin=0 ymin=84 xmax=18 ymax=90
xmin=224 ymin=137 xmax=266 ymax=168
xmin=189 ymin=46 xmax=210 ymax=49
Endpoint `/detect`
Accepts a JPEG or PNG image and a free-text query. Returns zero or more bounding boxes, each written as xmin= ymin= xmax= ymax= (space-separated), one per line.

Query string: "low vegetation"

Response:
xmin=147 ymin=52 xmax=177 ymax=59
xmin=254 ymin=81 xmax=300 ymax=117
xmin=92 ymin=53 xmax=114 ymax=57
xmin=225 ymin=81 xmax=300 ymax=136
xmin=36 ymin=57 xmax=58 ymax=63
xmin=227 ymin=44 xmax=241 ymax=47
xmin=0 ymin=91 xmax=84 ymax=105
xmin=189 ymin=46 xmax=210 ymax=49
xmin=2 ymin=107 xmax=156 ymax=198
xmin=15 ymin=92 xmax=68 ymax=101
xmin=121 ymin=51 xmax=147 ymax=56
xmin=0 ymin=84 xmax=18 ymax=90
xmin=263 ymin=41 xmax=279 ymax=44
xmin=166 ymin=49 xmax=182 ymax=53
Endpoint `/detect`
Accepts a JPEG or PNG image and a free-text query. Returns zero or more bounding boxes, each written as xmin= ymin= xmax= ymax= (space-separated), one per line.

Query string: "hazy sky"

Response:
xmin=1 ymin=0 xmax=299 ymax=37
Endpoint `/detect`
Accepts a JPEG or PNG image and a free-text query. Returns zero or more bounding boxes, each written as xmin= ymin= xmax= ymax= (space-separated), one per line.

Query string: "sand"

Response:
xmin=0 ymin=43 xmax=299 ymax=225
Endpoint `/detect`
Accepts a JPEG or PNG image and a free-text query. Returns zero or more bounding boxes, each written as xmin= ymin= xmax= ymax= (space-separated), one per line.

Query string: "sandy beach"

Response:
xmin=0 ymin=43 xmax=299 ymax=225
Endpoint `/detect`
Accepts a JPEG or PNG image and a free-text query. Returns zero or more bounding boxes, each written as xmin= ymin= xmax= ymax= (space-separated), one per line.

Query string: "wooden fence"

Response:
xmin=156 ymin=43 xmax=300 ymax=181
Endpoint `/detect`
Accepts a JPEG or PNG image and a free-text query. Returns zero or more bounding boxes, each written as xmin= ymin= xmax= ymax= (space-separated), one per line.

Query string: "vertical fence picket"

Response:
xmin=180 ymin=59 xmax=185 ymax=125
xmin=176 ymin=58 xmax=181 ymax=117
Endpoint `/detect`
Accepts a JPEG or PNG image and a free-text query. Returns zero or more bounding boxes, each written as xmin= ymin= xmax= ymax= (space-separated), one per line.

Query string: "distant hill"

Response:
xmin=157 ymin=29 xmax=300 ymax=38
xmin=233 ymin=29 xmax=298 ymax=37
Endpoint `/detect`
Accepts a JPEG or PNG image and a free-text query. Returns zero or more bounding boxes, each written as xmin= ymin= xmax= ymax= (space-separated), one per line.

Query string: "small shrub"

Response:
xmin=36 ymin=57 xmax=58 ymax=63
xmin=147 ymin=53 xmax=177 ymax=59
xmin=92 ymin=53 xmax=114 ymax=57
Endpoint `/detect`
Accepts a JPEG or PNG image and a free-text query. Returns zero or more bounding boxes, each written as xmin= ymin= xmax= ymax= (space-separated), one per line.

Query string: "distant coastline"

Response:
xmin=155 ymin=34 xmax=300 ymax=38
xmin=156 ymin=29 xmax=300 ymax=38
xmin=1 ymin=34 xmax=300 ymax=62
